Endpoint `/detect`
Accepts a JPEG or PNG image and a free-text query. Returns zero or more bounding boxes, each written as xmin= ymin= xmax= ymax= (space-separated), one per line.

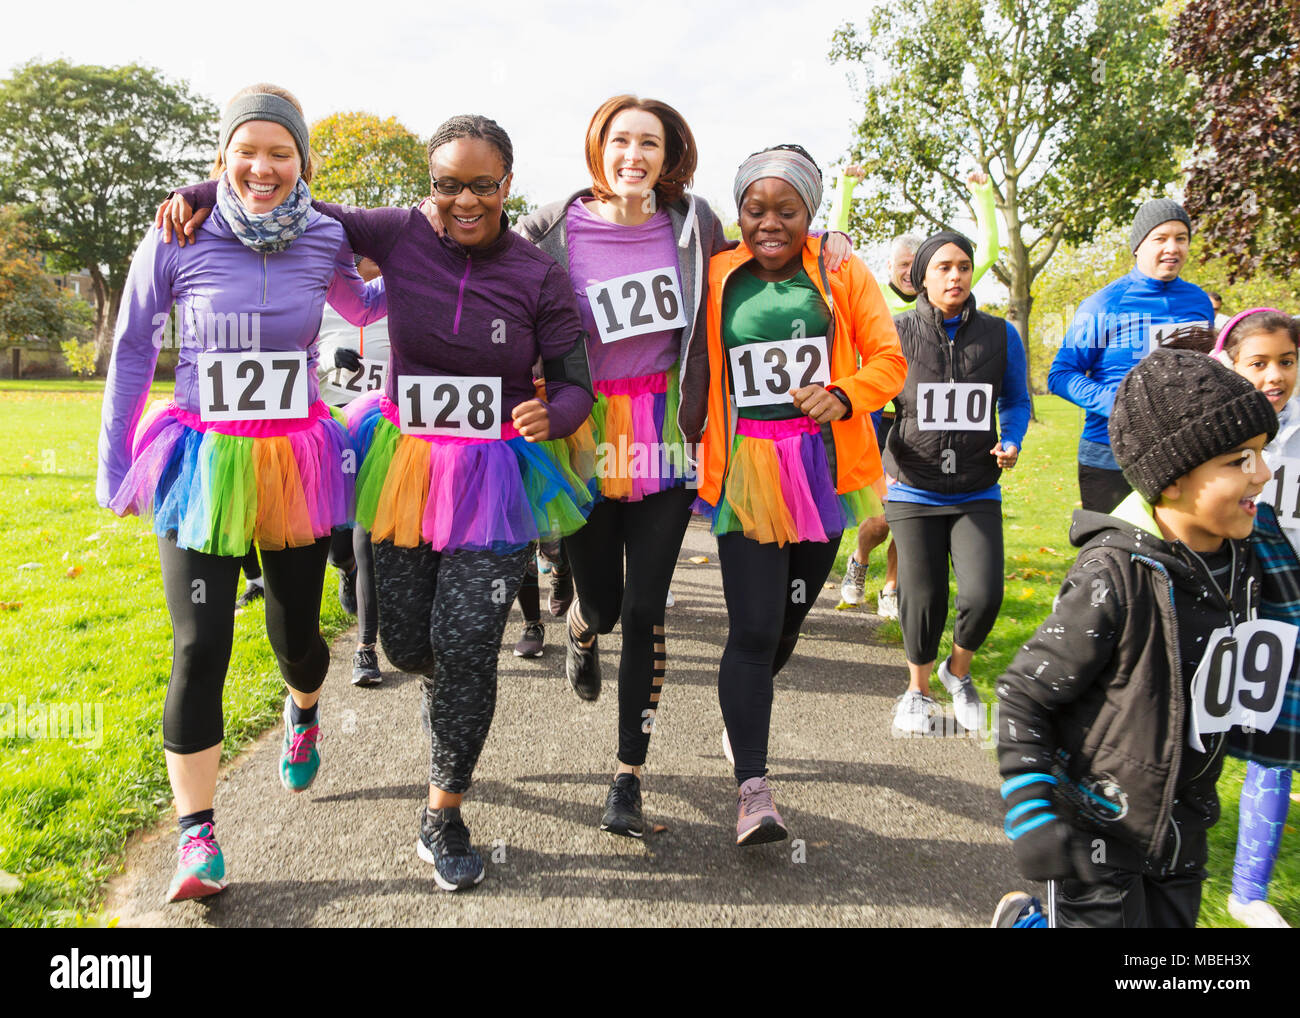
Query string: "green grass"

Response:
xmin=0 ymin=380 xmax=355 ymax=927
xmin=836 ymin=394 xmax=1298 ymax=927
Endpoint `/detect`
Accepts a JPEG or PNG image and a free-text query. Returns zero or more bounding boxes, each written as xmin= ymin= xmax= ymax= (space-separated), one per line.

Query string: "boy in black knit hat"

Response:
xmin=994 ymin=348 xmax=1288 ymax=927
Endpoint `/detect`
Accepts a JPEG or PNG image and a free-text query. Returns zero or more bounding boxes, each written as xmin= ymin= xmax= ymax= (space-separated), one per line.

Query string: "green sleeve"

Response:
xmin=968 ymin=179 xmax=999 ymax=285
xmin=828 ymin=174 xmax=857 ymax=234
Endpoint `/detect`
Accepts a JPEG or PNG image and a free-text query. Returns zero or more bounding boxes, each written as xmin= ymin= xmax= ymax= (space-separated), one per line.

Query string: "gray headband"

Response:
xmin=219 ymin=94 xmax=310 ymax=169
xmin=733 ymin=148 xmax=822 ymax=219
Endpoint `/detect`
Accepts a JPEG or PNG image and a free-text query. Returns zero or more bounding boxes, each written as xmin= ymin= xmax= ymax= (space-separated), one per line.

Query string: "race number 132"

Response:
xmin=729 ymin=337 xmax=830 ymax=408
xmin=198 ymin=351 xmax=309 ymax=422
xmin=398 ymin=375 xmax=501 ymax=437
xmin=916 ymin=382 xmax=993 ymax=431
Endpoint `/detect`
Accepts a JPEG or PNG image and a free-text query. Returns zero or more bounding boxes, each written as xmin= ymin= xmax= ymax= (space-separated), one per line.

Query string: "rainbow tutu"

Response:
xmin=564 ymin=368 xmax=690 ymax=502
xmin=108 ymin=400 xmax=354 ymax=557
xmin=348 ymin=392 xmax=592 ymax=552
xmin=696 ymin=416 xmax=881 ymax=546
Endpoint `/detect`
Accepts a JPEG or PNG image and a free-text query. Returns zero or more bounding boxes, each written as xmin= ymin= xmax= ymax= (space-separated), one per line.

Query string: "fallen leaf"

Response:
xmin=651 ymin=823 xmax=669 ymax=835
xmin=0 ymin=602 xmax=21 ymax=611
xmin=0 ymin=870 xmax=22 ymax=895
xmin=688 ymin=555 xmax=709 ymax=565
xmin=66 ymin=565 xmax=83 ymax=579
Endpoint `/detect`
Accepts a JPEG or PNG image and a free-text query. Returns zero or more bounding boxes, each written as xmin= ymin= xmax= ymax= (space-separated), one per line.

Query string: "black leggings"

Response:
xmin=159 ymin=534 xmax=331 ymax=754
xmin=716 ymin=532 xmax=840 ymax=784
xmin=1078 ymin=464 xmax=1131 ymax=514
xmin=329 ymin=525 xmax=378 ymax=646
xmin=564 ymin=485 xmax=694 ymax=767
xmin=885 ymin=503 xmax=1003 ymax=665
xmin=373 ymin=541 xmax=529 ymax=794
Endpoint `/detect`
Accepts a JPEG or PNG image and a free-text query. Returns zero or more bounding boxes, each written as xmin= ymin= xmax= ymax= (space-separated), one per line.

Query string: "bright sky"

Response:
xmin=6 ymin=0 xmax=1001 ymax=289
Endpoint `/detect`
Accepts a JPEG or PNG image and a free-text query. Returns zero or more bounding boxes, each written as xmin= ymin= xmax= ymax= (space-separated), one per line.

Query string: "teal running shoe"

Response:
xmin=166 ymin=822 xmax=227 ymax=902
xmin=279 ymin=695 xmax=322 ymax=792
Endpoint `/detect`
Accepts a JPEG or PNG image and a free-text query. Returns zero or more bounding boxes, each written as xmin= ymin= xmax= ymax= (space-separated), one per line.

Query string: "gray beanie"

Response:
xmin=1129 ymin=198 xmax=1192 ymax=253
xmin=219 ymin=93 xmax=310 ymax=169
xmin=1109 ymin=348 xmax=1276 ymax=502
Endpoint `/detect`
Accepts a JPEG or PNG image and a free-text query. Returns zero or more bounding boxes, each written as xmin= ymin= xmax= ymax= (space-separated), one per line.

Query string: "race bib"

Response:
xmin=1147 ymin=320 xmax=1210 ymax=356
xmin=1189 ymin=619 xmax=1298 ymax=751
xmin=586 ymin=267 xmax=687 ymax=344
xmin=916 ymin=382 xmax=994 ymax=431
xmin=1258 ymin=457 xmax=1300 ymax=521
xmin=729 ymin=337 xmax=831 ymax=408
xmin=198 ymin=351 xmax=309 ymax=422
xmin=325 ymin=358 xmax=387 ymax=397
xmin=397 ymin=375 xmax=501 ymax=437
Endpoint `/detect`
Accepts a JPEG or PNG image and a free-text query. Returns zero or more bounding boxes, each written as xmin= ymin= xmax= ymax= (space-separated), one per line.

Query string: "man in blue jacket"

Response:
xmin=1048 ymin=199 xmax=1213 ymax=512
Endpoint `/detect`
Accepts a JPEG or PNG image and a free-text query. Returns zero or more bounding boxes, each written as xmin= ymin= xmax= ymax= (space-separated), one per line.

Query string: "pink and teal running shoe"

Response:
xmin=166 ymin=822 xmax=227 ymax=902
xmin=279 ymin=695 xmax=321 ymax=792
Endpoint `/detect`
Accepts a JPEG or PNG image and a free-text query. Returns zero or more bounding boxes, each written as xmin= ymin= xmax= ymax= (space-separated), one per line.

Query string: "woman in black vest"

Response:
xmin=884 ymin=231 xmax=1031 ymax=736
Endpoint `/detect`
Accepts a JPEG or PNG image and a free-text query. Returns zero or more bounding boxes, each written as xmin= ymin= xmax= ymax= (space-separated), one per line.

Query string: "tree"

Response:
xmin=0 ymin=60 xmax=216 ymax=372
xmin=310 ymin=112 xmax=429 ymax=208
xmin=0 ymin=206 xmax=93 ymax=375
xmin=829 ymin=0 xmax=1193 ymax=388
xmin=1170 ymin=0 xmax=1300 ymax=282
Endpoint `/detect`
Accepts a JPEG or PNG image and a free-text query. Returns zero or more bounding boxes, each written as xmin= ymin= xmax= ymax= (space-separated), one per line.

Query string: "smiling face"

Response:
xmin=739 ymin=178 xmax=809 ymax=282
xmin=1156 ymin=434 xmax=1271 ymax=551
xmin=224 ymin=121 xmax=301 ymax=214
xmin=922 ymin=243 xmax=973 ymax=316
xmin=889 ymin=244 xmax=916 ymax=295
xmin=601 ymin=108 xmax=665 ymax=207
xmin=429 ymin=137 xmax=511 ymax=249
xmin=1134 ymin=220 xmax=1190 ymax=282
xmin=1232 ymin=329 xmax=1299 ymax=412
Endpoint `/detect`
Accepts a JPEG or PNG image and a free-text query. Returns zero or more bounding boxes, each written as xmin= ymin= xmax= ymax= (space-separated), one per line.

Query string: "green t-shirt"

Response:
xmin=722 ymin=267 xmax=832 ymax=421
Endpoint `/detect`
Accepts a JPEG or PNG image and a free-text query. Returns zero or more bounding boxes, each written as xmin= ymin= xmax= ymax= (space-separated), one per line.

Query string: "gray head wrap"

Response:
xmin=219 ymin=93 xmax=310 ymax=169
xmin=733 ymin=147 xmax=822 ymax=219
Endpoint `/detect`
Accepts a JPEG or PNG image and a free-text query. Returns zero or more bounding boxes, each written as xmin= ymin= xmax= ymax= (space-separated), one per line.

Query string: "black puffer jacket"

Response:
xmin=997 ymin=493 xmax=1261 ymax=878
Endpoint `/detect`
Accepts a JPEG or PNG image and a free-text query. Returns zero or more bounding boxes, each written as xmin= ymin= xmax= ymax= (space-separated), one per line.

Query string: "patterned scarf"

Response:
xmin=216 ymin=172 xmax=313 ymax=253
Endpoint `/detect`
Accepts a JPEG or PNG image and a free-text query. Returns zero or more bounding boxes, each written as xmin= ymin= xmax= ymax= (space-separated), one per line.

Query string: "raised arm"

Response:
xmin=967 ymin=172 xmax=1000 ymax=286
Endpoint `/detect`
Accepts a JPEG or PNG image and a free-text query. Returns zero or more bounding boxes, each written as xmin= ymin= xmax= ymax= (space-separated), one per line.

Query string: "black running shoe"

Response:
xmin=564 ymin=606 xmax=601 ymax=702
xmin=351 ymin=646 xmax=381 ymax=686
xmin=338 ymin=566 xmax=358 ymax=615
xmin=415 ymin=806 xmax=485 ymax=892
xmin=235 ymin=583 xmax=264 ymax=609
xmin=548 ymin=567 xmax=574 ymax=617
xmin=600 ymin=773 xmax=644 ymax=838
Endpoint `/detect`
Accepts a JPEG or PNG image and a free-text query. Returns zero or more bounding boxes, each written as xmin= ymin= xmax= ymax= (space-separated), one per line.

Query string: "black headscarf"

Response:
xmin=910 ymin=230 xmax=976 ymax=295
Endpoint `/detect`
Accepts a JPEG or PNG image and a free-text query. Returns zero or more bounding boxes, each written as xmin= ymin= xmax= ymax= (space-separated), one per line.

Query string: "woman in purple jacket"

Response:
xmin=161 ymin=114 xmax=596 ymax=892
xmin=99 ymin=84 xmax=382 ymax=902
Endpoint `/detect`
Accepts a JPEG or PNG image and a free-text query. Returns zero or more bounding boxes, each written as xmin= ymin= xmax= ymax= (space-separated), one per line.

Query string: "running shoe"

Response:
xmin=565 ymin=604 xmax=601 ymax=701
xmin=892 ymin=690 xmax=937 ymax=735
xmin=416 ymin=806 xmax=485 ymax=892
xmin=514 ymin=622 xmax=544 ymax=659
xmin=1228 ymin=894 xmax=1292 ymax=928
xmin=279 ymin=695 xmax=321 ymax=792
xmin=235 ymin=582 xmax=264 ymax=609
xmin=876 ymin=586 xmax=899 ymax=619
xmin=722 ymin=727 xmax=734 ymax=765
xmin=338 ymin=565 xmax=358 ymax=616
xmin=990 ymin=891 xmax=1047 ymax=928
xmin=938 ymin=658 xmax=984 ymax=731
xmin=736 ymin=776 xmax=787 ymax=846
xmin=600 ymin=773 xmax=645 ymax=838
xmin=166 ymin=822 xmax=227 ymax=902
xmin=839 ymin=556 xmax=867 ymax=607
xmin=352 ymin=646 xmax=382 ymax=686
xmin=547 ymin=567 xmax=574 ymax=617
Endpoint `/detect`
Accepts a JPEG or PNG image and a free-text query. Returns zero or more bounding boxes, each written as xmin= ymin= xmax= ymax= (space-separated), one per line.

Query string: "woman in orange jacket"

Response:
xmin=695 ymin=144 xmax=906 ymax=845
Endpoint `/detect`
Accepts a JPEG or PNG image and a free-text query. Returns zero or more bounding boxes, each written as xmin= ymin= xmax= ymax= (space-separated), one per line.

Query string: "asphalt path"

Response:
xmin=108 ymin=520 xmax=1022 ymax=927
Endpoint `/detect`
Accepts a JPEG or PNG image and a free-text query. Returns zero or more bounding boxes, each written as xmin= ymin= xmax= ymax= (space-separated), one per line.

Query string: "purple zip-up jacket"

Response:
xmin=173 ymin=181 xmax=594 ymax=440
xmin=96 ymin=202 xmax=383 ymax=506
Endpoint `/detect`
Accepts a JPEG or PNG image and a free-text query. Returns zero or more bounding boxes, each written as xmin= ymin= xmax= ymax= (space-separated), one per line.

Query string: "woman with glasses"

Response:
xmin=160 ymin=113 xmax=594 ymax=892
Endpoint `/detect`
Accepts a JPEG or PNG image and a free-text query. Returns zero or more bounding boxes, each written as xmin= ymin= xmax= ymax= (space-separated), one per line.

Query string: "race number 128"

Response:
xmin=198 ymin=351 xmax=309 ymax=422
xmin=397 ymin=375 xmax=501 ymax=437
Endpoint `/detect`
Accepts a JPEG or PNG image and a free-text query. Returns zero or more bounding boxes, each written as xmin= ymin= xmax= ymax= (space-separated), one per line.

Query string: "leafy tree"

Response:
xmin=0 ymin=206 xmax=93 ymax=372
xmin=829 ymin=0 xmax=1193 ymax=387
xmin=310 ymin=112 xmax=429 ymax=208
xmin=1170 ymin=0 xmax=1300 ymax=282
xmin=0 ymin=60 xmax=216 ymax=372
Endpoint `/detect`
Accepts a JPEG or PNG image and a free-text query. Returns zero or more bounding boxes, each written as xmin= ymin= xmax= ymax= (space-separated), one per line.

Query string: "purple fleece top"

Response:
xmin=96 ymin=202 xmax=382 ymax=506
xmin=174 ymin=181 xmax=593 ymax=441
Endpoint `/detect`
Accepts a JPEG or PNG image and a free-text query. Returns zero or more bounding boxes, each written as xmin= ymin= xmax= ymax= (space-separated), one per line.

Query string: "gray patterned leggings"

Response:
xmin=373 ymin=541 xmax=529 ymax=794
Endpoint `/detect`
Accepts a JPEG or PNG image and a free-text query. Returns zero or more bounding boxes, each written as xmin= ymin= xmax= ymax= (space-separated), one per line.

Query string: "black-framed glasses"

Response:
xmin=431 ymin=172 xmax=509 ymax=197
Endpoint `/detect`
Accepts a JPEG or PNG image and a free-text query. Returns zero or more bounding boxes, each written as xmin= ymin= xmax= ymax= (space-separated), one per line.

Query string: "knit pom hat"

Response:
xmin=1129 ymin=198 xmax=1192 ymax=253
xmin=1109 ymin=348 xmax=1277 ymax=502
